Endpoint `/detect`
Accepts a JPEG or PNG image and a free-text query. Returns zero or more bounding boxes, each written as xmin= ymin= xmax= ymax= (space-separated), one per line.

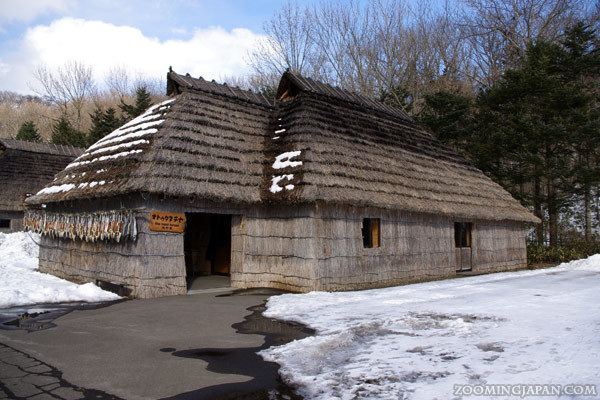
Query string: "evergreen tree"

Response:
xmin=559 ymin=23 xmax=600 ymax=238
xmin=51 ymin=115 xmax=87 ymax=148
xmin=120 ymin=86 xmax=152 ymax=119
xmin=473 ymin=38 xmax=595 ymax=245
xmin=88 ymin=106 xmax=122 ymax=145
xmin=418 ymin=91 xmax=474 ymax=154
xmin=420 ymin=28 xmax=599 ymax=245
xmin=15 ymin=121 xmax=41 ymax=142
xmin=380 ymin=86 xmax=415 ymax=114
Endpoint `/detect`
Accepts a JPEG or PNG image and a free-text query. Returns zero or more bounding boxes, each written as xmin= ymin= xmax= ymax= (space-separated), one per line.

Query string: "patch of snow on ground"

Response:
xmin=0 ymin=232 xmax=120 ymax=309
xmin=261 ymin=259 xmax=600 ymax=399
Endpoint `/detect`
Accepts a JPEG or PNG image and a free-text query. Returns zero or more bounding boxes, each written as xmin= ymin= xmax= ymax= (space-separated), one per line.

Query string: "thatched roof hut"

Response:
xmin=0 ymin=139 xmax=82 ymax=231
xmin=25 ymin=70 xmax=538 ymax=298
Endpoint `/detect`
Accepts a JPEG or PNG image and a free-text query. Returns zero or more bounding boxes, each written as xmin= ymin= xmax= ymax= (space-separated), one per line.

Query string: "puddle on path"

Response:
xmin=0 ymin=301 xmax=124 ymax=332
xmin=162 ymin=294 xmax=315 ymax=400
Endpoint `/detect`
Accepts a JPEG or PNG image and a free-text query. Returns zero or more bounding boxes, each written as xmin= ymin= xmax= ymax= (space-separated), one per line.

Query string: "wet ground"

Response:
xmin=0 ymin=301 xmax=125 ymax=333
xmin=0 ymin=290 xmax=313 ymax=399
xmin=0 ymin=342 xmax=123 ymax=400
xmin=164 ymin=296 xmax=313 ymax=400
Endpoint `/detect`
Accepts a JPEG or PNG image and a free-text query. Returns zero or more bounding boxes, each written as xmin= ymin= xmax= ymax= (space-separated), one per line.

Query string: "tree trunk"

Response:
xmin=584 ymin=185 xmax=592 ymax=240
xmin=533 ymin=177 xmax=544 ymax=244
xmin=547 ymin=180 xmax=559 ymax=246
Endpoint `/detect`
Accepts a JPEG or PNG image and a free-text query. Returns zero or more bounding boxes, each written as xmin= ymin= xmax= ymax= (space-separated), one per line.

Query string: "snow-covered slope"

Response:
xmin=262 ymin=259 xmax=600 ymax=400
xmin=0 ymin=232 xmax=120 ymax=308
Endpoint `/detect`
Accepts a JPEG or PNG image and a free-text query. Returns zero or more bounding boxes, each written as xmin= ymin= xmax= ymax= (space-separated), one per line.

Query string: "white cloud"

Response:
xmin=0 ymin=17 xmax=265 ymax=93
xmin=0 ymin=0 xmax=75 ymax=22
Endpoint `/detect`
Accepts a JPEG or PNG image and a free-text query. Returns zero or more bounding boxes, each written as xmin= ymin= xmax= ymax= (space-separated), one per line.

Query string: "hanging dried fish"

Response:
xmin=24 ymin=210 xmax=138 ymax=242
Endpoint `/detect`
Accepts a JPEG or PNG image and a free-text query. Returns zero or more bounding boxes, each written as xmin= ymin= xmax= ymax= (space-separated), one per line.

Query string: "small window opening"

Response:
xmin=0 ymin=219 xmax=10 ymax=228
xmin=454 ymin=222 xmax=472 ymax=248
xmin=362 ymin=218 xmax=381 ymax=248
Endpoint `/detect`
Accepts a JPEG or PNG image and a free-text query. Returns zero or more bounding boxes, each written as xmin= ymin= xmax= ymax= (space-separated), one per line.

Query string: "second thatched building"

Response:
xmin=0 ymin=139 xmax=82 ymax=232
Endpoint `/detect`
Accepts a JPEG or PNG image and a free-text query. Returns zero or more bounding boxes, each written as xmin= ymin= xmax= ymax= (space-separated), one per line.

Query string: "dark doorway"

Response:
xmin=184 ymin=213 xmax=231 ymax=288
xmin=454 ymin=222 xmax=473 ymax=272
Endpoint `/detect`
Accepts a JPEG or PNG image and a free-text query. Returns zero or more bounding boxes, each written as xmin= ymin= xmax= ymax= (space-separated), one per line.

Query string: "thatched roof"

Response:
xmin=269 ymin=70 xmax=538 ymax=223
xmin=26 ymin=71 xmax=272 ymax=206
xmin=27 ymin=70 xmax=538 ymax=223
xmin=0 ymin=139 xmax=82 ymax=212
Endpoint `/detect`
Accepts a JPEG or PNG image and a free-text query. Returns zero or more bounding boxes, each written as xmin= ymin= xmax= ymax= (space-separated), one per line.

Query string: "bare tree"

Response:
xmin=105 ymin=66 xmax=132 ymax=98
xmin=106 ymin=67 xmax=165 ymax=98
xmin=249 ymin=1 xmax=320 ymax=91
xmin=249 ymin=0 xmax=472 ymax=113
xmin=32 ymin=61 xmax=96 ymax=129
xmin=459 ymin=0 xmax=586 ymax=86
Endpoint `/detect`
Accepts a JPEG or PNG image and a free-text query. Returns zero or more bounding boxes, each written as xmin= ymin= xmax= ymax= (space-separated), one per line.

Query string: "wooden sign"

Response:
xmin=149 ymin=211 xmax=186 ymax=233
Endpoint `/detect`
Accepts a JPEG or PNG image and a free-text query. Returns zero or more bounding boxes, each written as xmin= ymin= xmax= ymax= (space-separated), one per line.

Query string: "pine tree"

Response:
xmin=51 ymin=115 xmax=87 ymax=148
xmin=120 ymin=86 xmax=152 ymax=119
xmin=559 ymin=23 xmax=600 ymax=239
xmin=15 ymin=121 xmax=41 ymax=142
xmin=474 ymin=40 xmax=586 ymax=245
xmin=88 ymin=106 xmax=122 ymax=145
xmin=418 ymin=91 xmax=473 ymax=154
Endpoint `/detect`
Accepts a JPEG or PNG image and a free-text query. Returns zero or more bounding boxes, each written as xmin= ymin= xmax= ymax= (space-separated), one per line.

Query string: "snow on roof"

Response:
xmin=32 ymin=98 xmax=175 ymax=199
xmin=273 ymin=151 xmax=302 ymax=169
xmin=268 ymin=117 xmax=303 ymax=194
xmin=270 ymin=174 xmax=295 ymax=193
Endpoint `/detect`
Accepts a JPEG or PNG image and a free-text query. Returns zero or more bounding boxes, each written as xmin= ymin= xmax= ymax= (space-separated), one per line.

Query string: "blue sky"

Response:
xmin=0 ymin=0 xmax=316 ymax=93
xmin=0 ymin=0 xmax=292 ymax=41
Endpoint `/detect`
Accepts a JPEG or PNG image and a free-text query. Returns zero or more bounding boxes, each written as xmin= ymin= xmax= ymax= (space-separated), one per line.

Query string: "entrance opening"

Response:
xmin=184 ymin=213 xmax=231 ymax=290
xmin=454 ymin=222 xmax=473 ymax=272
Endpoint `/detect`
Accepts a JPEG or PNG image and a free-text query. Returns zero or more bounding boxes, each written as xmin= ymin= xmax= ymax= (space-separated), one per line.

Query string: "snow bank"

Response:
xmin=262 ymin=258 xmax=600 ymax=399
xmin=0 ymin=232 xmax=120 ymax=309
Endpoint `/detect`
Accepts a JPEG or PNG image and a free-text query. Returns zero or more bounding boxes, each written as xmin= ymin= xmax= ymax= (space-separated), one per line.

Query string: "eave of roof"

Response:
xmin=0 ymin=139 xmax=84 ymax=157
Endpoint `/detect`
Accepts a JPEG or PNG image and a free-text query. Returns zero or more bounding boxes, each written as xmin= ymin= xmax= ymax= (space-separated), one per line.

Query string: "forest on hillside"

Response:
xmin=0 ymin=66 xmax=165 ymax=146
xmin=1 ymin=0 xmax=599 ymax=257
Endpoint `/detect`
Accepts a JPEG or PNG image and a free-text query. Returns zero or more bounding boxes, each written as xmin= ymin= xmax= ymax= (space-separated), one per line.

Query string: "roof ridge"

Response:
xmin=167 ymin=70 xmax=273 ymax=108
xmin=280 ymin=70 xmax=412 ymax=122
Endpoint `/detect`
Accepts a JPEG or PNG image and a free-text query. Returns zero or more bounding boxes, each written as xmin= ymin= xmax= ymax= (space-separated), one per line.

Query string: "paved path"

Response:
xmin=0 ymin=290 xmax=293 ymax=400
xmin=0 ymin=342 xmax=122 ymax=399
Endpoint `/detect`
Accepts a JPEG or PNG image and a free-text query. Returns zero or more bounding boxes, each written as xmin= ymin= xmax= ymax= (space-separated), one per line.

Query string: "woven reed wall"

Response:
xmin=37 ymin=209 xmax=187 ymax=298
xmin=312 ymin=205 xmax=528 ymax=291
xmin=0 ymin=211 xmax=23 ymax=232
xmin=230 ymin=205 xmax=318 ymax=291
xmin=35 ymin=195 xmax=527 ymax=297
xmin=472 ymin=220 xmax=528 ymax=272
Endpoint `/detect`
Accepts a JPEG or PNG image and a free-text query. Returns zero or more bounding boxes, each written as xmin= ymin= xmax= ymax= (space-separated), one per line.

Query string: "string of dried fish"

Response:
xmin=24 ymin=210 xmax=137 ymax=242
